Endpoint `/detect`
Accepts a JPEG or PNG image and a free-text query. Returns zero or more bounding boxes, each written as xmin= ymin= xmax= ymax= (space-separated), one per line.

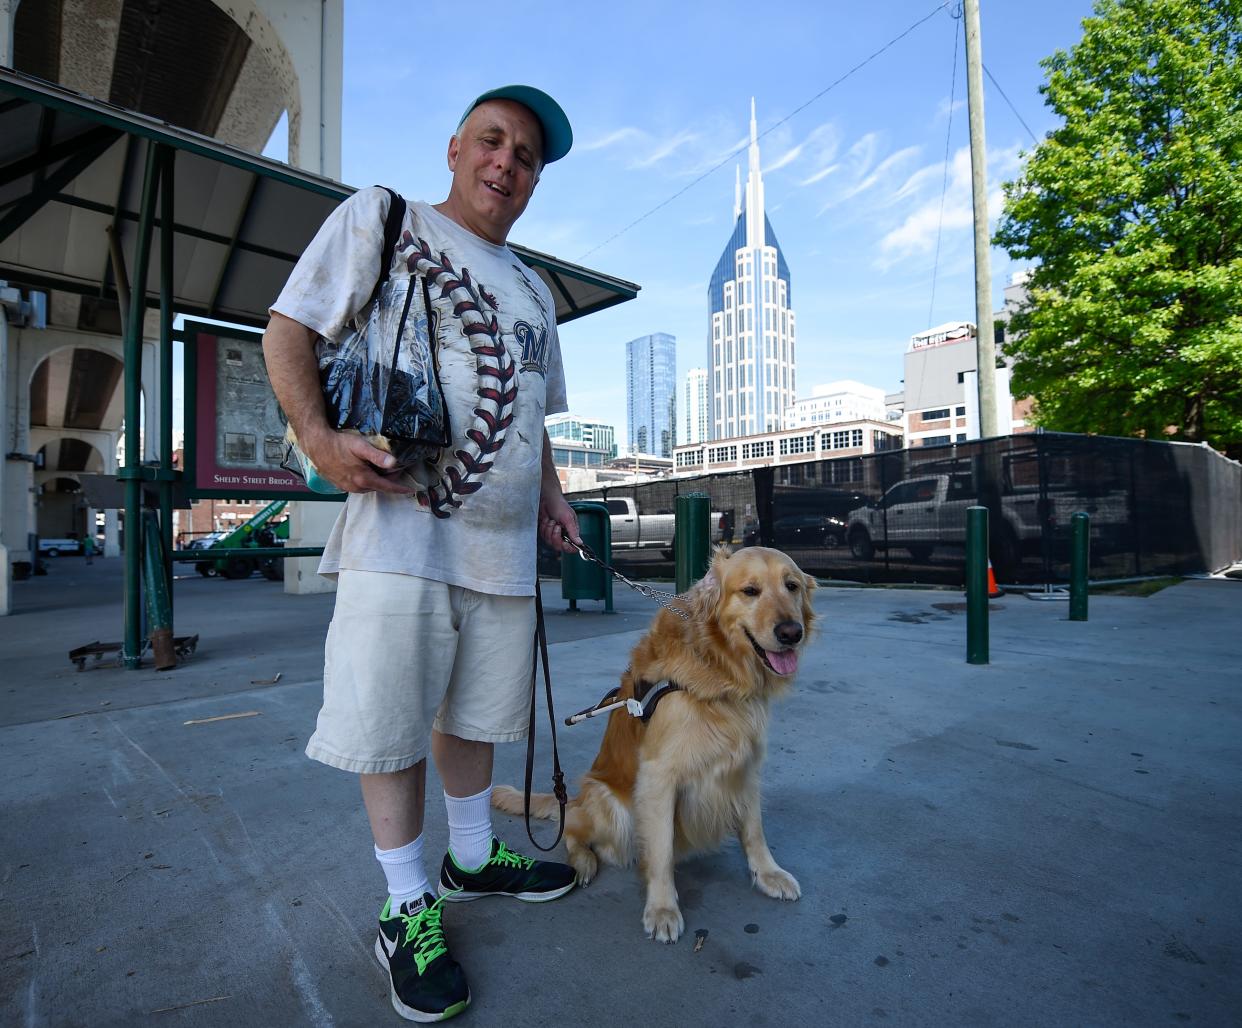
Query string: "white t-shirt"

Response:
xmin=271 ymin=187 xmax=568 ymax=595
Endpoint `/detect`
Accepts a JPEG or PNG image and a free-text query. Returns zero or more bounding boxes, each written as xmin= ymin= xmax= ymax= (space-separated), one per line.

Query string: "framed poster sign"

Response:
xmin=183 ymin=319 xmax=342 ymax=500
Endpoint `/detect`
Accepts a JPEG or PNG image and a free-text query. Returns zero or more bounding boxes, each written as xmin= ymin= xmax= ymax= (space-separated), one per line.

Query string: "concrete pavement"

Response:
xmin=1 ymin=557 xmax=1239 ymax=1027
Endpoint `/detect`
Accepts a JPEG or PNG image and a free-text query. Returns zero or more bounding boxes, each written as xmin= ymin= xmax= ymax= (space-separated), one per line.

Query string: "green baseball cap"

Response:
xmin=457 ymin=85 xmax=573 ymax=164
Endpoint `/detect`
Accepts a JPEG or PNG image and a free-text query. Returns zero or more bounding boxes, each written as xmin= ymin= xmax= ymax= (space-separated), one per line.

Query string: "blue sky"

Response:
xmin=272 ymin=0 xmax=1099 ymax=450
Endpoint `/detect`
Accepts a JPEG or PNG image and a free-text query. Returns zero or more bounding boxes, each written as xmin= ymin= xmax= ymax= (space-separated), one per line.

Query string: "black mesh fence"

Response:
xmin=547 ymin=433 xmax=1241 ymax=587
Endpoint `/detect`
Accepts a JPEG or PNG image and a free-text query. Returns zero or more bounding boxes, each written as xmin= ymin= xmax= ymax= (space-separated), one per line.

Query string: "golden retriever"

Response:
xmin=494 ymin=545 xmax=816 ymax=943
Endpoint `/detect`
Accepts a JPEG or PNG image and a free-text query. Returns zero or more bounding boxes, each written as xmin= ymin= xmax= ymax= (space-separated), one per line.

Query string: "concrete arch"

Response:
xmin=32 ymin=434 xmax=109 ymax=542
xmin=26 ymin=344 xmax=126 ymax=438
xmin=19 ymin=329 xmax=158 ymax=461
xmin=209 ymin=1 xmax=342 ymax=176
xmin=34 ymin=435 xmax=109 ymax=475
xmin=23 ymin=339 xmax=124 ymax=394
xmin=209 ymin=1 xmax=300 ymax=159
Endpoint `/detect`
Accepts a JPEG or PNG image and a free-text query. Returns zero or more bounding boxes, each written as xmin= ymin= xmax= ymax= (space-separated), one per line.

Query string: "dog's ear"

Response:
xmin=685 ymin=558 xmax=723 ymax=619
xmin=801 ymin=571 xmax=818 ymax=627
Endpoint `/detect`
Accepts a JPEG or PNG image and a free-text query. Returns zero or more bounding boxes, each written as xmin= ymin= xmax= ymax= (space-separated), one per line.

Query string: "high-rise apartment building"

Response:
xmin=683 ymin=368 xmax=709 ymax=445
xmin=626 ymin=332 xmax=677 ymax=457
xmin=708 ymin=100 xmax=796 ymax=440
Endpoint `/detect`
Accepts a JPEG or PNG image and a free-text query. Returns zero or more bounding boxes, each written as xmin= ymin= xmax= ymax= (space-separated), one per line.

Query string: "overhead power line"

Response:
xmin=928 ymin=9 xmax=961 ymax=331
xmin=983 ymin=63 xmax=1039 ymax=144
xmin=578 ymin=1 xmax=953 ymax=261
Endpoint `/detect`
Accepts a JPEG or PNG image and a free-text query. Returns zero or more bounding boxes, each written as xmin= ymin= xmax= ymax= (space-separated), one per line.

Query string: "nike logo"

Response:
xmin=381 ymin=931 xmax=398 ymax=959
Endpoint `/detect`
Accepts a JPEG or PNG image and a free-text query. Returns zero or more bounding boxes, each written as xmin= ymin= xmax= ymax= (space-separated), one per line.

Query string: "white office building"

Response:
xmin=682 ymin=367 xmax=709 ymax=445
xmin=707 ymin=100 xmax=796 ymax=440
xmin=902 ymin=299 xmax=1031 ymax=447
xmin=785 ymin=380 xmax=887 ymax=428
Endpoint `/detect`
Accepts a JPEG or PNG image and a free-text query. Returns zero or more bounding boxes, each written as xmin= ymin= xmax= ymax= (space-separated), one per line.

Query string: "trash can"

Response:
xmin=561 ymin=501 xmax=614 ymax=613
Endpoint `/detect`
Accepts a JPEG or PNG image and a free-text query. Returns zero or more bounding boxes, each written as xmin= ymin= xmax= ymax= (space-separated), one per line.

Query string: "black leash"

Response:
xmin=523 ymin=581 xmax=567 ymax=851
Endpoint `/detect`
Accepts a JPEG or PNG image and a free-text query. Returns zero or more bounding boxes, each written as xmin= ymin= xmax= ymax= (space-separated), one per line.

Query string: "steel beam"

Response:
xmin=120 ymin=143 xmax=161 ymax=669
xmin=159 ymin=145 xmax=176 ymax=625
xmin=0 ymin=128 xmax=122 ymax=245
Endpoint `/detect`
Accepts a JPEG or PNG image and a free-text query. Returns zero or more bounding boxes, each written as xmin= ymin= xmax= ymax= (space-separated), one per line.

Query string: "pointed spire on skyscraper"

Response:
xmin=707 ymin=98 xmax=795 ymax=442
xmin=749 ymin=96 xmax=760 ymax=176
xmin=744 ymin=98 xmax=764 ymax=247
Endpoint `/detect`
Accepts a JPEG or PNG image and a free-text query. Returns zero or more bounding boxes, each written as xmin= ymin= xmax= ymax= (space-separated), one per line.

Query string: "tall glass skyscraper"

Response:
xmin=626 ymin=332 xmax=677 ymax=457
xmin=708 ymin=100 xmax=796 ymax=439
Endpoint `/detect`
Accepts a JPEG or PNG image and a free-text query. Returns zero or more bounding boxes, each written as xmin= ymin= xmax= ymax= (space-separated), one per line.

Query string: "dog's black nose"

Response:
xmin=775 ymin=621 xmax=803 ymax=646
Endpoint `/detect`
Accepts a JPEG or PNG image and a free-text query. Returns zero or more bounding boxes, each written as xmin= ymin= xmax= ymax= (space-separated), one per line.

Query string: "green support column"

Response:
xmin=120 ymin=145 xmax=161 ymax=669
xmin=675 ymin=493 xmax=711 ymax=594
xmin=966 ymin=505 xmax=989 ymax=665
xmin=1070 ymin=512 xmax=1090 ymax=622
xmin=158 ymin=146 xmax=175 ymax=624
xmin=142 ymin=510 xmax=176 ymax=670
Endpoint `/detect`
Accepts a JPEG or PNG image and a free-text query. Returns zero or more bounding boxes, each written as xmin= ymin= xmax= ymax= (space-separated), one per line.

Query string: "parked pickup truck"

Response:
xmin=580 ymin=497 xmax=732 ymax=557
xmin=845 ymin=472 xmax=1128 ymax=573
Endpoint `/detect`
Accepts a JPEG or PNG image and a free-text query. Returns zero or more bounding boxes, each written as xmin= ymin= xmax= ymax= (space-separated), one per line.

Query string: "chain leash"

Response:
xmin=562 ymin=537 xmax=692 ymax=621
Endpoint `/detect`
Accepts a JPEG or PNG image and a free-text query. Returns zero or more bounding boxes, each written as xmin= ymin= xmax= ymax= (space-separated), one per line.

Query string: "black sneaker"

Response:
xmin=438 ymin=837 xmax=576 ymax=903
xmin=374 ymin=894 xmax=470 ymax=1022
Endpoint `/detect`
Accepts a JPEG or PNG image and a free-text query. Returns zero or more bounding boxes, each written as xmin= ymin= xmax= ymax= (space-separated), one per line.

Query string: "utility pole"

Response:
xmin=963 ymin=0 xmax=999 ymax=438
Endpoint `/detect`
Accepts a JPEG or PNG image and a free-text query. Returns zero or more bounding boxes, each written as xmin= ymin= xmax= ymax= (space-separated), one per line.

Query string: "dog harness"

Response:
xmin=565 ymin=678 xmax=682 ymax=726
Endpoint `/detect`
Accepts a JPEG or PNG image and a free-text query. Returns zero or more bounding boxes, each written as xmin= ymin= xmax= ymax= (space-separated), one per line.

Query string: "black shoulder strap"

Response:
xmin=365 ymin=186 xmax=407 ymax=309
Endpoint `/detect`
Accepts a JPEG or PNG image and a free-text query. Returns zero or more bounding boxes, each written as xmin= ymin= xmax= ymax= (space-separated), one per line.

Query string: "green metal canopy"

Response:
xmin=0 ymin=67 xmax=639 ymax=327
xmin=0 ymin=66 xmax=639 ymax=668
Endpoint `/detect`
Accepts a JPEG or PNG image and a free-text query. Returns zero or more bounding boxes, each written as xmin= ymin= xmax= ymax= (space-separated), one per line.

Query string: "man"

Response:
xmin=263 ymin=85 xmax=582 ymax=1023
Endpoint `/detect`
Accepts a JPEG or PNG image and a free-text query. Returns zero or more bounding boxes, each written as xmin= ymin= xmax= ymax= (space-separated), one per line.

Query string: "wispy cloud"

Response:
xmin=936 ymin=97 xmax=966 ymax=120
xmin=762 ymin=121 xmax=838 ymax=179
xmin=763 ymin=143 xmax=804 ymax=174
xmin=682 ymin=212 xmax=718 ymax=227
xmin=840 ymin=145 xmax=922 ymax=204
xmin=813 ymin=135 xmax=921 ymax=214
xmin=874 ymin=145 xmax=1021 ymax=269
xmin=799 ymin=164 xmax=839 ymax=186
xmin=579 ymin=127 xmax=646 ymax=152
xmin=783 ymin=122 xmax=842 ymax=185
xmin=629 ymin=130 xmax=704 ymax=169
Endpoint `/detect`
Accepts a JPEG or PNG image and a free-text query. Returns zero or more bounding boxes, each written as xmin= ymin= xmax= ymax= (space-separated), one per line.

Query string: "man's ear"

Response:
xmin=446 ymin=134 xmax=460 ymax=172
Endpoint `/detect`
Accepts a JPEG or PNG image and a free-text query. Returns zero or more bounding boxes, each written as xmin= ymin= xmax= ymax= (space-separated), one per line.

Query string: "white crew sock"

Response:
xmin=444 ymin=786 xmax=494 ymax=870
xmin=375 ymin=835 xmax=432 ymax=914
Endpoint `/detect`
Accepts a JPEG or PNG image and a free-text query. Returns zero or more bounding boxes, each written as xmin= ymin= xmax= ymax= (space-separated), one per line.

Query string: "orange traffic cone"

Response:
xmin=987 ymin=560 xmax=1003 ymax=599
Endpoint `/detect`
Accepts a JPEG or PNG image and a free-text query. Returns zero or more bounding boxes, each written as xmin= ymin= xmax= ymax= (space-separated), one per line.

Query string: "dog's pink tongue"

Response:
xmin=767 ymin=649 xmax=799 ymax=675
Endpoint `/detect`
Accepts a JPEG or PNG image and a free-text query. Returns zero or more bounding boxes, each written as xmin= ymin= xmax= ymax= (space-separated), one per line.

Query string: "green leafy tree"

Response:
xmin=994 ymin=0 xmax=1242 ymax=455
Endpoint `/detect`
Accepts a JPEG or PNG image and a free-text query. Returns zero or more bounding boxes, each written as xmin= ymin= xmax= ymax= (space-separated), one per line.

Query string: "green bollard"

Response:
xmin=675 ymin=493 xmax=711 ymax=595
xmin=966 ymin=505 xmax=989 ymax=665
xmin=142 ymin=510 xmax=176 ymax=670
xmin=1070 ymin=511 xmax=1090 ymax=622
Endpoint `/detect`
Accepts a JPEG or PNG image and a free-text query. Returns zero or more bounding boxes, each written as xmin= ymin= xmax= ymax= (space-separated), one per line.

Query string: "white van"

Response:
xmin=38 ymin=537 xmax=83 ymax=556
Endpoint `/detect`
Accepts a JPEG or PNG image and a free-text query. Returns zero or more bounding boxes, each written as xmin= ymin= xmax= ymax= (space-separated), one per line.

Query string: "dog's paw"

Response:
xmin=753 ymin=867 xmax=801 ymax=901
xmin=570 ymin=847 xmax=599 ymax=887
xmin=642 ymin=903 xmax=685 ymax=944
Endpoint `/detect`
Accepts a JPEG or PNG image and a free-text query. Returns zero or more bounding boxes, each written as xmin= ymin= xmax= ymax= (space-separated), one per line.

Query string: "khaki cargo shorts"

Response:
xmin=305 ymin=570 xmax=536 ymax=774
